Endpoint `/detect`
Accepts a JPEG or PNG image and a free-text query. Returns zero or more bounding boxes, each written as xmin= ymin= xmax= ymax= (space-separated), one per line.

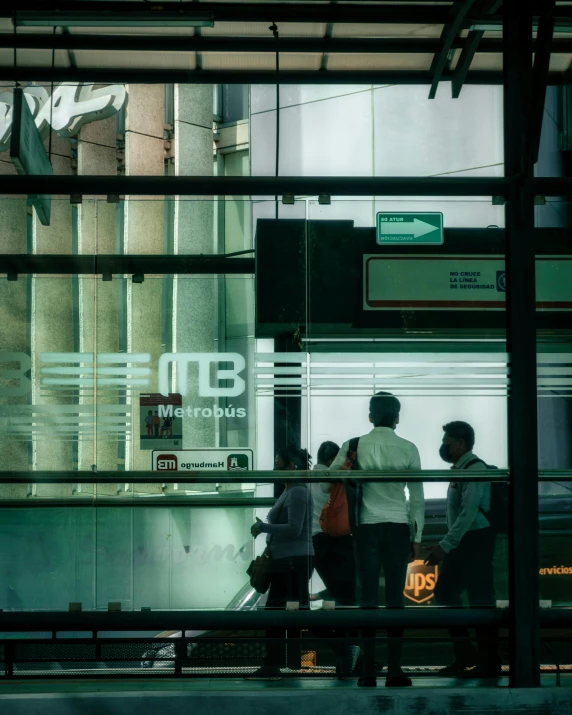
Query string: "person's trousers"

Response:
xmin=434 ymin=527 xmax=499 ymax=668
xmin=264 ymin=555 xmax=313 ymax=670
xmin=354 ymin=522 xmax=411 ymax=677
xmin=312 ymin=532 xmax=356 ymax=670
xmin=312 ymin=532 xmax=356 ymax=605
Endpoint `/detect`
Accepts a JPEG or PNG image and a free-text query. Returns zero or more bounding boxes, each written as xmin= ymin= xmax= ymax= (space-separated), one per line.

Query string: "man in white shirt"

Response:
xmin=425 ymin=421 xmax=501 ymax=678
xmin=329 ymin=392 xmax=425 ymax=688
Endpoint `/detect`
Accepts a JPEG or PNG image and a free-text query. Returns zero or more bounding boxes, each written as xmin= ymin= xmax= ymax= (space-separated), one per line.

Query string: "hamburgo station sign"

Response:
xmin=0 ymin=82 xmax=127 ymax=151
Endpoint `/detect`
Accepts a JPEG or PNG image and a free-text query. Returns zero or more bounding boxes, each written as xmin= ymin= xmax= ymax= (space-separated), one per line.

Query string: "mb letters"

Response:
xmin=0 ymin=82 xmax=127 ymax=151
xmin=158 ymin=353 xmax=246 ymax=398
xmin=0 ymin=351 xmax=247 ymax=399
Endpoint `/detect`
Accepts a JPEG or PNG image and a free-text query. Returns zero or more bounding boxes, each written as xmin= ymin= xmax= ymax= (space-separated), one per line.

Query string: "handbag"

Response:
xmin=246 ymin=495 xmax=286 ymax=594
xmin=246 ymin=547 xmax=273 ymax=594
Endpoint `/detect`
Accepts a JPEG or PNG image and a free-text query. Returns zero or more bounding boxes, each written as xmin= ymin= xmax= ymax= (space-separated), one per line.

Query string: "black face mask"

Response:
xmin=439 ymin=443 xmax=455 ymax=464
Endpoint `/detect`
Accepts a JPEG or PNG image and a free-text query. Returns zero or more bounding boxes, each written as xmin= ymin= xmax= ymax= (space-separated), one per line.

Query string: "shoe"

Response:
xmin=335 ymin=658 xmax=347 ymax=681
xmin=459 ymin=662 xmax=502 ymax=679
xmin=351 ymin=648 xmax=363 ymax=675
xmin=385 ymin=675 xmax=412 ymax=688
xmin=437 ymin=660 xmax=477 ymax=677
xmin=357 ymin=677 xmax=377 ymax=687
xmin=244 ymin=666 xmax=283 ymax=681
xmin=336 ymin=644 xmax=359 ymax=680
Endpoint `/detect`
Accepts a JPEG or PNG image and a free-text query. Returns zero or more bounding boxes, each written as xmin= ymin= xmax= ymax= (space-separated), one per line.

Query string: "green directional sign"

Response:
xmin=376 ymin=212 xmax=443 ymax=245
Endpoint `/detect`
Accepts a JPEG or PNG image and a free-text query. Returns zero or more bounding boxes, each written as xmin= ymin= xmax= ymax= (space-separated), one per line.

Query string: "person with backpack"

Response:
xmin=425 ymin=420 xmax=502 ymax=679
xmin=310 ymin=441 xmax=358 ymax=680
xmin=328 ymin=392 xmax=425 ymax=688
xmin=311 ymin=440 xmax=356 ymax=606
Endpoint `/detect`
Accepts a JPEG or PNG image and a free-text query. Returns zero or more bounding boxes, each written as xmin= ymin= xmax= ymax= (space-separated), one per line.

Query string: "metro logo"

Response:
xmin=158 ymin=352 xmax=246 ymax=398
xmin=404 ymin=560 xmax=439 ymax=604
xmin=156 ymin=455 xmax=178 ymax=471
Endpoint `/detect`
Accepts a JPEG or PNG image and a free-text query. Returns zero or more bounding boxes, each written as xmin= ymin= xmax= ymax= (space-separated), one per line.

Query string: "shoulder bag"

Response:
xmin=246 ymin=495 xmax=286 ymax=594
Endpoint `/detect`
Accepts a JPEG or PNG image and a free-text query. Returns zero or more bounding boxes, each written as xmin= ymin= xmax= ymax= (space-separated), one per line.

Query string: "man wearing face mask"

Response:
xmin=425 ymin=421 xmax=501 ymax=679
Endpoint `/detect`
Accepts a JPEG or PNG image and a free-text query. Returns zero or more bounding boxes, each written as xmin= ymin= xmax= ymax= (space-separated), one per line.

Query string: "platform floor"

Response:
xmin=0 ymin=676 xmax=571 ymax=715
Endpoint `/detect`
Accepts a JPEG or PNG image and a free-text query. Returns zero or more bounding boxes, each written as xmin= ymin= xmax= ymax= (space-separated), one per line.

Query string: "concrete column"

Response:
xmin=173 ymin=84 xmax=216 ymax=450
xmin=124 ymin=84 xmax=165 ymax=485
xmin=170 ymin=86 xmax=253 ymax=609
xmin=77 ymin=116 xmax=119 ymax=492
xmin=0 ymin=151 xmax=29 ymax=497
xmin=219 ymin=148 xmax=255 ymax=453
xmin=1 ymin=96 xmax=73 ymax=490
xmin=31 ymin=129 xmax=74 ymax=497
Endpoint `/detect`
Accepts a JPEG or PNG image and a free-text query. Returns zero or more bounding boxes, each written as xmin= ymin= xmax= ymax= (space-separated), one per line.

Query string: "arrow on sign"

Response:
xmin=378 ymin=218 xmax=439 ymax=239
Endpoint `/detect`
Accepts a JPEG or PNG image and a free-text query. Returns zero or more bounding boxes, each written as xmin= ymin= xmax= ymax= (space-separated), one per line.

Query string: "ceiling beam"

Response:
xmin=3 ymin=34 xmax=572 ymax=54
xmin=1 ymin=67 xmax=572 ymax=86
xmin=0 ymin=254 xmax=255 ymax=275
xmin=0 ymin=175 xmax=509 ymax=197
xmin=3 ymin=2 xmax=458 ymax=25
xmin=0 ymin=68 xmax=512 ymax=85
xmin=428 ymin=0 xmax=478 ymax=100
xmin=2 ymin=1 xmax=572 ymax=25
xmin=451 ymin=0 xmax=502 ymax=98
xmin=526 ymin=1 xmax=556 ymax=165
xmin=451 ymin=30 xmax=485 ymax=98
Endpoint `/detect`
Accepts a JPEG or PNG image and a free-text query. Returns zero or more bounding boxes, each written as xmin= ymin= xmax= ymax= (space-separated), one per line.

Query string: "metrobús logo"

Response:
xmin=157 ymin=403 xmax=246 ymax=421
xmin=156 ymin=454 xmax=178 ymax=471
xmin=158 ymin=352 xmax=247 ymax=421
xmin=404 ymin=560 xmax=439 ymax=604
xmin=1 ymin=350 xmax=247 ymax=401
xmin=159 ymin=353 xmax=246 ymax=398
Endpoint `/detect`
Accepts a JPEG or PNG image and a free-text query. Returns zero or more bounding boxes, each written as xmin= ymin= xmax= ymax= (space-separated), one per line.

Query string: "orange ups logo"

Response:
xmin=404 ymin=560 xmax=439 ymax=604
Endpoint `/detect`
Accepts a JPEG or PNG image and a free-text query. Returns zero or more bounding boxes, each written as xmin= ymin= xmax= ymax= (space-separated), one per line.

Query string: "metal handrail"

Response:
xmin=0 ymin=496 xmax=277 ymax=508
xmin=0 ymin=608 xmax=511 ymax=632
xmin=0 ymin=469 xmax=516 ymax=484
xmin=2 ymin=608 xmax=570 ymax=633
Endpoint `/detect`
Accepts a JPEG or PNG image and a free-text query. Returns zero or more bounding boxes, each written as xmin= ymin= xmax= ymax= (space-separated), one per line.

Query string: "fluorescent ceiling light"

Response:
xmin=14 ymin=10 xmax=215 ymax=28
xmin=469 ymin=23 xmax=503 ymax=31
xmin=470 ymin=20 xmax=572 ymax=33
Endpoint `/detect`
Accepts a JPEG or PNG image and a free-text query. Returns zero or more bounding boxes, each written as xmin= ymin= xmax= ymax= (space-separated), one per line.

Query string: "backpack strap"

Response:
xmin=461 ymin=458 xmax=490 ymax=521
xmin=348 ymin=436 xmax=360 ymax=462
xmin=344 ymin=437 xmax=363 ymax=530
xmin=463 ymin=458 xmax=485 ymax=470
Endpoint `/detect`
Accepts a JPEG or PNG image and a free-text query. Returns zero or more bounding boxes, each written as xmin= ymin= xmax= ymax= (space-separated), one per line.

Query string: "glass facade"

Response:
xmin=0 ymin=12 xmax=570 ymax=686
xmin=0 ymin=195 xmax=515 ymax=612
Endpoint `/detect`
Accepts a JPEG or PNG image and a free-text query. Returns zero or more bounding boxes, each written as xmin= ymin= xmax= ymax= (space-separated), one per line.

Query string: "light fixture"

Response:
xmin=14 ymin=10 xmax=215 ymax=28
xmin=469 ymin=23 xmax=503 ymax=32
xmin=470 ymin=20 xmax=572 ymax=33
